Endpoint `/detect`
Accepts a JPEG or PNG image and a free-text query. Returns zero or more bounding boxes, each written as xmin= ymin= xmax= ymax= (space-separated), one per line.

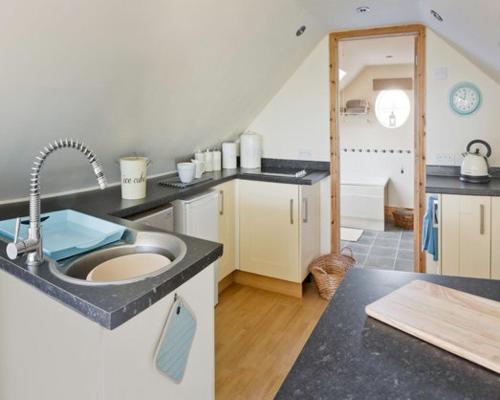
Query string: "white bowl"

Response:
xmin=177 ymin=162 xmax=195 ymax=183
xmin=86 ymin=253 xmax=171 ymax=282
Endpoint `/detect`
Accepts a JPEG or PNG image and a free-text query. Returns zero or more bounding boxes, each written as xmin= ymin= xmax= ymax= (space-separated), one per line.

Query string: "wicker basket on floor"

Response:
xmin=393 ymin=209 xmax=414 ymax=230
xmin=309 ymin=248 xmax=356 ymax=301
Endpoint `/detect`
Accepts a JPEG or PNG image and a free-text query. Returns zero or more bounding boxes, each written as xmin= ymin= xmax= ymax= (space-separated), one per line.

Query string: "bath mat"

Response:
xmin=155 ymin=295 xmax=197 ymax=383
xmin=341 ymin=227 xmax=364 ymax=242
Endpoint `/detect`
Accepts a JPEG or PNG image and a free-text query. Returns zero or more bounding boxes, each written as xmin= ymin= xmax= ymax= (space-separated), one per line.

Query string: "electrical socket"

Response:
xmin=298 ymin=149 xmax=312 ymax=160
xmin=435 ymin=152 xmax=455 ymax=164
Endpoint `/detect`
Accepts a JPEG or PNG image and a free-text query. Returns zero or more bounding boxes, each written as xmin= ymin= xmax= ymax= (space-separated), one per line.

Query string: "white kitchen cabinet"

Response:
xmin=239 ymin=180 xmax=321 ymax=283
xmin=0 ymin=265 xmax=215 ymax=400
xmin=300 ymin=183 xmax=321 ymax=281
xmin=441 ymin=194 xmax=491 ymax=279
xmin=216 ymin=180 xmax=237 ymax=281
xmin=490 ymin=197 xmax=500 ymax=280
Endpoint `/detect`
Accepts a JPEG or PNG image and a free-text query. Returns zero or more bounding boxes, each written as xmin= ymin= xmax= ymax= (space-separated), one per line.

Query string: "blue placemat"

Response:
xmin=155 ymin=295 xmax=197 ymax=383
xmin=0 ymin=210 xmax=126 ymax=261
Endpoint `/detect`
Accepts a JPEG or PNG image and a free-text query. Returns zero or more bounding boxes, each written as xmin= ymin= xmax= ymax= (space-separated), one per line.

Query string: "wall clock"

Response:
xmin=449 ymin=82 xmax=482 ymax=116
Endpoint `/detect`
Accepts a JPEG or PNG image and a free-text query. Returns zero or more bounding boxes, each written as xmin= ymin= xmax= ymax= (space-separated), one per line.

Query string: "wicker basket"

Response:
xmin=393 ymin=209 xmax=414 ymax=230
xmin=309 ymin=248 xmax=356 ymax=301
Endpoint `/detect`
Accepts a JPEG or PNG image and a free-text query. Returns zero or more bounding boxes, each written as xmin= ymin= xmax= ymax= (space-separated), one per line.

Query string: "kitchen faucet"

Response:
xmin=6 ymin=139 xmax=107 ymax=268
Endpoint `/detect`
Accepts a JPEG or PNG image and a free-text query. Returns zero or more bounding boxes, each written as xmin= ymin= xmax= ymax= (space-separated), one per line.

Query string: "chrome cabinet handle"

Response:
xmin=290 ymin=199 xmax=294 ymax=225
xmin=480 ymin=204 xmax=485 ymax=235
xmin=303 ymin=198 xmax=309 ymax=223
xmin=219 ymin=190 xmax=224 ymax=216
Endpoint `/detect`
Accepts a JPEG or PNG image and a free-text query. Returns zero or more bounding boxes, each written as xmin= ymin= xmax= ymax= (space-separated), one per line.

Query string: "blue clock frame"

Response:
xmin=449 ymin=82 xmax=482 ymax=116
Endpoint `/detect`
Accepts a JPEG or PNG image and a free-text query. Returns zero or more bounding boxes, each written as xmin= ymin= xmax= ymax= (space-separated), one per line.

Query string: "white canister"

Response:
xmin=222 ymin=142 xmax=237 ymax=169
xmin=120 ymin=157 xmax=148 ymax=200
xmin=212 ymin=150 xmax=222 ymax=171
xmin=240 ymin=132 xmax=262 ymax=169
xmin=194 ymin=150 xmax=204 ymax=162
xmin=204 ymin=150 xmax=213 ymax=172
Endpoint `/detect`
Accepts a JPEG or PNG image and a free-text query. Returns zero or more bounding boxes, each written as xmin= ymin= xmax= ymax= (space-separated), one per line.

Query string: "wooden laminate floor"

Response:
xmin=215 ymin=282 xmax=328 ymax=400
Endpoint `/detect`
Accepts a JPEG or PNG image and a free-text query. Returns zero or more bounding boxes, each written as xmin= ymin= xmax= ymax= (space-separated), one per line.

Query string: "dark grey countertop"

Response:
xmin=276 ymin=269 xmax=500 ymax=400
xmin=0 ymin=163 xmax=329 ymax=330
xmin=426 ymin=174 xmax=500 ymax=196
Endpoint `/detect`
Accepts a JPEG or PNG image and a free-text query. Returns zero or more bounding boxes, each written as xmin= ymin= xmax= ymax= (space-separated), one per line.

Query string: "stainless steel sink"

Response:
xmin=49 ymin=229 xmax=187 ymax=286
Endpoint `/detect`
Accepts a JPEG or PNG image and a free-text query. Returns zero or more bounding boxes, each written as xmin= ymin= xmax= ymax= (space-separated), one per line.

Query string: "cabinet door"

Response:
xmin=491 ymin=198 xmax=500 ymax=280
xmin=216 ymin=180 xmax=237 ymax=281
xmin=299 ymin=184 xmax=321 ymax=281
xmin=441 ymin=195 xmax=491 ymax=279
xmin=239 ymin=180 xmax=300 ymax=282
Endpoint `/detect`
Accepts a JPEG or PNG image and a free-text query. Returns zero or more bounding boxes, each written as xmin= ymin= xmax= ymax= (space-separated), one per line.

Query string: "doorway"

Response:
xmin=329 ymin=25 xmax=426 ymax=272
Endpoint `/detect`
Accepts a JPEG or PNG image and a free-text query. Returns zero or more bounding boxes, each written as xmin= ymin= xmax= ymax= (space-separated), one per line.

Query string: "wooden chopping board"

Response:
xmin=365 ymin=279 xmax=500 ymax=374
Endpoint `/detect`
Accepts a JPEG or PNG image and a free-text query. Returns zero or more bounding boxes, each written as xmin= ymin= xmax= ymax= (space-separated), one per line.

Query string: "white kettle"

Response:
xmin=460 ymin=140 xmax=491 ymax=183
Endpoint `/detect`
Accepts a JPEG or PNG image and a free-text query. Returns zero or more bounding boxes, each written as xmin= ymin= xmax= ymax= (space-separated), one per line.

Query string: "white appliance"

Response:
xmin=127 ymin=204 xmax=174 ymax=231
xmin=173 ymin=191 xmax=219 ymax=305
xmin=240 ymin=132 xmax=262 ymax=169
xmin=460 ymin=139 xmax=491 ymax=183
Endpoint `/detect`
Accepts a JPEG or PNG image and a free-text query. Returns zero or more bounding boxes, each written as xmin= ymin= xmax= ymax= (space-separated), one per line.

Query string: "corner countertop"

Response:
xmin=0 ymin=161 xmax=329 ymax=330
xmin=276 ymin=269 xmax=500 ymax=400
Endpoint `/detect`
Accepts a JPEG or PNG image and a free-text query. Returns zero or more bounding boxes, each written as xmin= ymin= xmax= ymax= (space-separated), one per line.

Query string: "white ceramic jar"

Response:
xmin=120 ymin=157 xmax=149 ymax=200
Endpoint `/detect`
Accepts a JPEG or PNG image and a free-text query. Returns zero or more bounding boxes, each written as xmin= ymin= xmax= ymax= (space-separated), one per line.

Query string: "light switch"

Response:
xmin=433 ymin=67 xmax=448 ymax=80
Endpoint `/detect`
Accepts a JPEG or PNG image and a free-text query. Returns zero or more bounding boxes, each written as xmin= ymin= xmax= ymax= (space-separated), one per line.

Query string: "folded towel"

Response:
xmin=422 ymin=196 xmax=438 ymax=261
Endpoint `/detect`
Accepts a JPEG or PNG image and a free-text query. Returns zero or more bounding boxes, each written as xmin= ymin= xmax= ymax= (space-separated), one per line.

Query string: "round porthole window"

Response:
xmin=375 ymin=90 xmax=411 ymax=129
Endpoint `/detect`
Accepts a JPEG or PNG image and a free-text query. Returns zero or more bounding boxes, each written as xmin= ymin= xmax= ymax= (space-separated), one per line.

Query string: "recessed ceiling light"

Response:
xmin=356 ymin=6 xmax=371 ymax=14
xmin=296 ymin=25 xmax=306 ymax=37
xmin=430 ymin=9 xmax=443 ymax=22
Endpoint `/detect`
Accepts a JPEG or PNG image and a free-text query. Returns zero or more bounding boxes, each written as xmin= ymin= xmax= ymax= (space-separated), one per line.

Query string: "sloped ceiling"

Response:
xmin=1 ymin=0 xmax=499 ymax=201
xmin=339 ymin=36 xmax=415 ymax=90
xmin=303 ymin=0 xmax=500 ymax=83
xmin=0 ymin=0 xmax=327 ymax=201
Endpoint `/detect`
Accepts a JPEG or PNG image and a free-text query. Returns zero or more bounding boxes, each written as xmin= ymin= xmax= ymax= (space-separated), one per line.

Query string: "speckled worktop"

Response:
xmin=276 ymin=269 xmax=500 ymax=400
xmin=426 ymin=166 xmax=500 ymax=196
xmin=0 ymin=159 xmax=329 ymax=330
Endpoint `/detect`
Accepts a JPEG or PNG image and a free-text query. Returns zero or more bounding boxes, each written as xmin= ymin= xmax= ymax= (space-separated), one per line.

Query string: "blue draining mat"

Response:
xmin=155 ymin=295 xmax=197 ymax=383
xmin=0 ymin=209 xmax=126 ymax=261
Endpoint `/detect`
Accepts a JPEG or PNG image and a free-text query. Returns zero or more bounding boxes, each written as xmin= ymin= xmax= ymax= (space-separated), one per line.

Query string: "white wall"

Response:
xmin=340 ymin=64 xmax=414 ymax=208
xmin=0 ymin=0 xmax=326 ymax=202
xmin=426 ymin=29 xmax=500 ymax=166
xmin=248 ymin=37 xmax=330 ymax=161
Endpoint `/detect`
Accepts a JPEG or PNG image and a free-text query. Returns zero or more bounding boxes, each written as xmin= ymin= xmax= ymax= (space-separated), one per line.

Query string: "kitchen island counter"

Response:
xmin=276 ymin=268 xmax=500 ymax=400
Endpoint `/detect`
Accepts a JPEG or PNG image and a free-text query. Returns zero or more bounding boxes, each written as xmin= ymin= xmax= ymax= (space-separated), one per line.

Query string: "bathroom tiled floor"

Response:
xmin=341 ymin=223 xmax=414 ymax=272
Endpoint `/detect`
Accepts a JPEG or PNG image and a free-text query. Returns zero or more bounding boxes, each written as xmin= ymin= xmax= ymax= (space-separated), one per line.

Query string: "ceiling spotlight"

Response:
xmin=356 ymin=6 xmax=371 ymax=14
xmin=431 ymin=9 xmax=443 ymax=22
xmin=296 ymin=25 xmax=306 ymax=37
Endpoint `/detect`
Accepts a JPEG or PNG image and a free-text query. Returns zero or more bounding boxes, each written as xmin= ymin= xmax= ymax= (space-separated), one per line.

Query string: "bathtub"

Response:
xmin=340 ymin=177 xmax=389 ymax=231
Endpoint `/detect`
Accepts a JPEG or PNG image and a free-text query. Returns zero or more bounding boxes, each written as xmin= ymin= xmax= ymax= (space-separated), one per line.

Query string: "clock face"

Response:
xmin=449 ymin=82 xmax=482 ymax=115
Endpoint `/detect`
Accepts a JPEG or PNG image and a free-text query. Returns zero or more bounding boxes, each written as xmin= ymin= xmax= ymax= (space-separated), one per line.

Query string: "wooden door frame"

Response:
xmin=329 ymin=24 xmax=426 ymax=273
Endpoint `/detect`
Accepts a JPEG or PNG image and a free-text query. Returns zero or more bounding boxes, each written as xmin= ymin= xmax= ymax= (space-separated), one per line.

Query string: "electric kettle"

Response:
xmin=460 ymin=140 xmax=491 ymax=183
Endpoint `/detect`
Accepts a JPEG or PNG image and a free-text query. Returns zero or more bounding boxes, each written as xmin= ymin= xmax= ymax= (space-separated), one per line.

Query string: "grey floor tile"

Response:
xmin=398 ymin=240 xmax=414 ymax=250
xmin=346 ymin=243 xmax=371 ymax=255
xmin=352 ymin=253 xmax=367 ymax=265
xmin=365 ymin=255 xmax=395 ymax=269
xmin=377 ymin=231 xmax=402 ymax=239
xmin=395 ymin=258 xmax=414 ymax=271
xmin=364 ymin=263 xmax=394 ymax=271
xmin=357 ymin=236 xmax=376 ymax=246
xmin=402 ymin=231 xmax=414 ymax=240
xmin=374 ymin=238 xmax=399 ymax=248
xmin=397 ymin=250 xmax=414 ymax=260
xmin=370 ymin=246 xmax=397 ymax=257
xmin=361 ymin=230 xmax=377 ymax=238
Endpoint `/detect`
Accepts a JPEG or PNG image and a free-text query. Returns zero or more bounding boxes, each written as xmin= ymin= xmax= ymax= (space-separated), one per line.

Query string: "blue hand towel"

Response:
xmin=422 ymin=196 xmax=438 ymax=261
